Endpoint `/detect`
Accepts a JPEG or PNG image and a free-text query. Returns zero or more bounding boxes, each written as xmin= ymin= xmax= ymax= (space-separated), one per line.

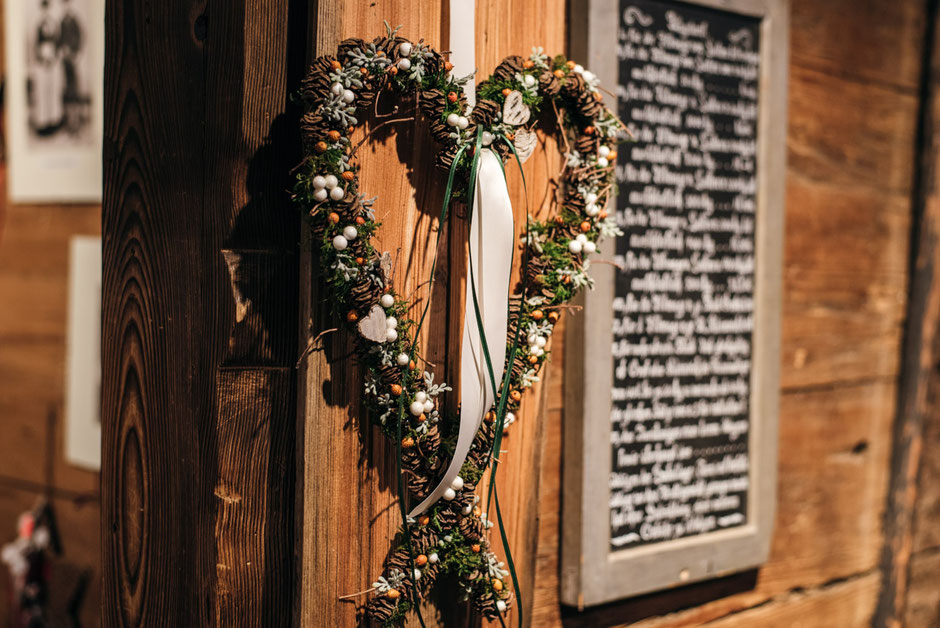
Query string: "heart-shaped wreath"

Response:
xmin=294 ymin=24 xmax=625 ymax=627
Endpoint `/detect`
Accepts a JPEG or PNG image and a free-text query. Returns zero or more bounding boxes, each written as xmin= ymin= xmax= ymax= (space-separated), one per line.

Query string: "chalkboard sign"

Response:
xmin=562 ymin=0 xmax=786 ymax=607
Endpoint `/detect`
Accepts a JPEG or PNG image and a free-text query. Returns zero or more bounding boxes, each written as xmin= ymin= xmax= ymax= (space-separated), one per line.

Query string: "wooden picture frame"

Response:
xmin=561 ymin=0 xmax=788 ymax=607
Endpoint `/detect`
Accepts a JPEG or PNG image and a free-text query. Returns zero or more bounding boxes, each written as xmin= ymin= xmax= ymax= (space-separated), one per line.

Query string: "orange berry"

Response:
xmin=347 ymin=311 xmax=358 ymax=322
xmin=445 ymin=61 xmax=454 ymax=71
xmin=386 ymin=588 xmax=400 ymax=599
xmin=473 ymin=506 xmax=481 ymax=516
xmin=416 ymin=413 xmax=426 ymax=423
xmin=355 ymin=257 xmax=364 ymax=265
xmin=448 ymin=91 xmax=458 ymax=103
xmin=492 ymin=579 xmax=504 ymax=591
xmin=331 ymin=60 xmax=342 ymax=70
xmin=355 ymin=216 xmax=366 ymax=225
xmin=531 ymin=309 xmax=544 ymax=321
xmin=523 ymin=60 xmax=534 ymax=69
xmin=391 ymin=384 xmax=403 ymax=396
xmin=402 ymin=436 xmax=414 ymax=448
xmin=580 ymin=221 xmax=592 ymax=232
xmin=563 ymin=275 xmax=571 ymax=285
xmin=315 ymin=141 xmax=328 ymax=153
xmin=528 ymin=355 xmax=539 ymax=364
xmin=584 ymin=126 xmax=596 ymax=135
xmin=599 ymin=210 xmax=608 ymax=219
xmin=548 ymin=311 xmax=559 ymax=323
xmin=566 ymin=60 xmax=576 ymax=69
xmin=388 ymin=66 xmax=398 ymax=76
xmin=409 ymin=360 xmax=416 ymax=370
xmin=501 ymin=88 xmax=512 ymax=97
xmin=327 ymin=130 xmax=341 ymax=142
xmin=347 ymin=126 xmax=355 ymax=134
xmin=607 ymin=151 xmax=618 ymax=160
xmin=485 ymin=411 xmax=497 ymax=424
xmin=510 ymin=390 xmax=522 ymax=402
xmin=553 ymin=69 xmax=565 ymax=78
xmin=505 ymin=132 xmax=515 ymax=141
xmin=418 ymin=515 xmax=430 ymax=526
xmin=554 ymin=215 xmax=565 ymax=225
xmin=360 ymin=67 xmax=369 ymax=75
xmin=328 ymin=212 xmax=340 ymax=223
xmin=471 ymin=544 xmax=481 ymax=553
xmin=416 ymin=554 xmax=428 ymax=566
xmin=342 ymin=170 xmax=355 ymax=181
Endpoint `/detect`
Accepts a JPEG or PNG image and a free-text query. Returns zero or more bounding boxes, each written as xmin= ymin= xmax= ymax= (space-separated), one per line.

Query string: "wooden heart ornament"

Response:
xmin=295 ymin=27 xmax=625 ymax=625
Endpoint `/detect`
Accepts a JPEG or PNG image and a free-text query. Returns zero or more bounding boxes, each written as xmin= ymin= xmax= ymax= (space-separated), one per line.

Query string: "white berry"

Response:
xmin=577 ymin=233 xmax=588 ymax=244
xmin=597 ymin=146 xmax=610 ymax=158
xmin=423 ymin=399 xmax=434 ymax=413
xmin=398 ymin=42 xmax=412 ymax=57
xmin=574 ymin=64 xmax=584 ymax=74
xmin=597 ymin=157 xmax=609 ymax=167
xmin=331 ymin=82 xmax=343 ymax=95
xmin=583 ymin=70 xmax=595 ymax=82
xmin=527 ymin=334 xmax=538 ymax=346
xmin=584 ymin=241 xmax=597 ymax=254
xmin=443 ymin=488 xmax=456 ymax=501
xmin=380 ymin=294 xmax=395 ymax=308
xmin=324 ymin=174 xmax=338 ymax=189
xmin=313 ymin=188 xmax=328 ymax=202
xmin=496 ymin=600 xmax=507 ymax=613
xmin=536 ymin=336 xmax=547 ymax=348
xmin=451 ymin=476 xmax=464 ymax=491
xmin=568 ymin=239 xmax=583 ymax=254
xmin=524 ymin=74 xmax=537 ymax=88
xmin=415 ymin=391 xmax=427 ymax=403
xmin=329 ymin=186 xmax=345 ymax=201
xmin=446 ymin=113 xmax=460 ymax=127
xmin=398 ymin=58 xmax=411 ymax=71
xmin=457 ymin=116 xmax=469 ymax=130
xmin=462 ymin=504 xmax=473 ymax=515
xmin=385 ymin=328 xmax=398 ymax=342
xmin=585 ymin=203 xmax=600 ymax=216
xmin=584 ymin=192 xmax=598 ymax=204
xmin=397 ymin=353 xmax=410 ymax=366
xmin=312 ymin=175 xmax=327 ymax=189
xmin=410 ymin=401 xmax=425 ymax=416
xmin=481 ymin=131 xmax=494 ymax=146
xmin=386 ymin=316 xmax=398 ymax=329
xmin=428 ymin=553 xmax=439 ymax=564
xmin=505 ymin=412 xmax=516 ymax=426
xmin=342 ymin=89 xmax=355 ymax=104
xmin=332 ymin=235 xmax=348 ymax=251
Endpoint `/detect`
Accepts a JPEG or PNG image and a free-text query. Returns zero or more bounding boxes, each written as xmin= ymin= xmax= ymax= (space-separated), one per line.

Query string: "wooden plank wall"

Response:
xmin=296 ymin=1 xmax=565 ymax=625
xmin=100 ymin=0 xmax=306 ymax=625
xmin=531 ymin=0 xmax=931 ymax=626
xmin=0 ymin=1 xmax=936 ymax=628
xmin=0 ymin=2 xmax=101 ymax=626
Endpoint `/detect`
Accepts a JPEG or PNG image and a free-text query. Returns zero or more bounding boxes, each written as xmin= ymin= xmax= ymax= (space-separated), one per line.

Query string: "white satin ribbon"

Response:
xmin=449 ymin=0 xmax=476 ymax=106
xmin=409 ymin=149 xmax=513 ymax=516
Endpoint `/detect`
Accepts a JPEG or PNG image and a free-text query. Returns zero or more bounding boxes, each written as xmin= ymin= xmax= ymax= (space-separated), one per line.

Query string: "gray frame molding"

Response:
xmin=562 ymin=0 xmax=788 ymax=607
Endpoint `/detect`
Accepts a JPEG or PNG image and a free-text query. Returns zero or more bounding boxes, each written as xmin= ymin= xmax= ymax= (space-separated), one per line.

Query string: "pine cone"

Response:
xmin=539 ymin=70 xmax=562 ymax=97
xmin=574 ymin=132 xmax=599 ymax=157
xmin=470 ymin=98 xmax=501 ymax=127
xmin=337 ymin=37 xmax=368 ymax=63
xmin=301 ymin=57 xmax=336 ymax=104
xmin=489 ymin=55 xmax=525 ymax=83
xmin=459 ymin=514 xmax=486 ymax=541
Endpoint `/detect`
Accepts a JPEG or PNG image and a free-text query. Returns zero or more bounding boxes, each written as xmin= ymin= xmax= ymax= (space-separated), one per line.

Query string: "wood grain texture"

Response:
xmin=529 ymin=0 xmax=928 ymax=625
xmin=102 ymin=0 xmax=304 ymax=624
xmin=296 ymin=1 xmax=565 ymax=626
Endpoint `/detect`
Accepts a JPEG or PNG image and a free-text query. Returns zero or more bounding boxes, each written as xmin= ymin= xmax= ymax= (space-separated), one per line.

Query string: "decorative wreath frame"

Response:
xmin=294 ymin=24 xmax=625 ymax=626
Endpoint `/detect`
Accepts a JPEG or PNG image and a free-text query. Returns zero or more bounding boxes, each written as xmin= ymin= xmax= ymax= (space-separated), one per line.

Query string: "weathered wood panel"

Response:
xmin=102 ymin=0 xmax=303 ymax=624
xmin=297 ymin=1 xmax=565 ymax=625
xmin=530 ymin=0 xmax=927 ymax=625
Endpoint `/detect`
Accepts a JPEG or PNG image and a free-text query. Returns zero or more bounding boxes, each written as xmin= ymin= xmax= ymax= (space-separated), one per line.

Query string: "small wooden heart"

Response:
xmin=502 ymin=90 xmax=530 ymax=126
xmin=358 ymin=304 xmax=388 ymax=342
xmin=514 ymin=128 xmax=537 ymax=163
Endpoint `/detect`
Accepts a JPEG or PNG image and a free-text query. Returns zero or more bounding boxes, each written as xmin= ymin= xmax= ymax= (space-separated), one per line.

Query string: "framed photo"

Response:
xmin=65 ymin=235 xmax=101 ymax=470
xmin=4 ymin=0 xmax=104 ymax=203
xmin=562 ymin=0 xmax=788 ymax=606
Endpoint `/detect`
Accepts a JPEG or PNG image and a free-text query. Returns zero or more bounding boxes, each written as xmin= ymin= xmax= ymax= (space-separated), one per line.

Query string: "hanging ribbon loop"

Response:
xmin=408 ymin=148 xmax=514 ymax=517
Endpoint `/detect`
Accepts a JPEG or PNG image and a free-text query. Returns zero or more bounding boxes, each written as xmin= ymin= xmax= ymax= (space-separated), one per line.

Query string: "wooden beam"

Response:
xmin=101 ymin=1 xmax=307 ymax=624
xmin=875 ymin=1 xmax=940 ymax=625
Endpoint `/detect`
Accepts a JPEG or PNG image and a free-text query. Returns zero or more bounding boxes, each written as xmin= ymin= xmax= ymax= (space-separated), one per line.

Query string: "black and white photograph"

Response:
xmin=4 ymin=0 xmax=103 ymax=202
xmin=25 ymin=0 xmax=94 ymax=145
